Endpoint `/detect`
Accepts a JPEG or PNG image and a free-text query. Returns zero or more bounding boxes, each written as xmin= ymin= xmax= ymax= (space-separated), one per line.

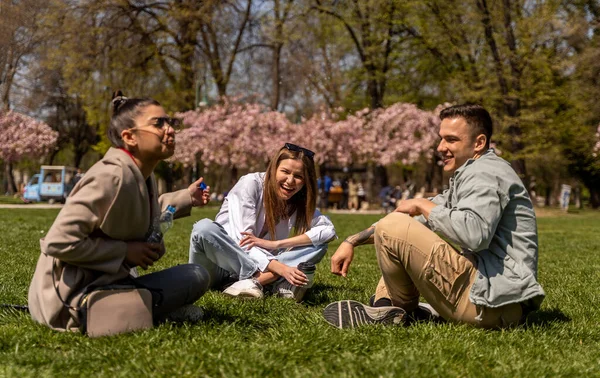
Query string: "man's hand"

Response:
xmin=188 ymin=177 xmax=210 ymax=207
xmin=125 ymin=242 xmax=163 ymax=270
xmin=395 ymin=198 xmax=436 ymax=218
xmin=331 ymin=241 xmax=354 ymax=277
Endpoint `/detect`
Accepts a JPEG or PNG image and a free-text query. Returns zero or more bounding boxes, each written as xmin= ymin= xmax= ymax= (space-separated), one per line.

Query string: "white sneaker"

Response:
xmin=222 ymin=278 xmax=264 ymax=299
xmin=166 ymin=304 xmax=204 ymax=323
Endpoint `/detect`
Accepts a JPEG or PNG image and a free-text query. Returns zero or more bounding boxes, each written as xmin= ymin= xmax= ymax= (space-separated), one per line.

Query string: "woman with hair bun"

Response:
xmin=189 ymin=143 xmax=336 ymax=302
xmin=28 ymin=91 xmax=212 ymax=334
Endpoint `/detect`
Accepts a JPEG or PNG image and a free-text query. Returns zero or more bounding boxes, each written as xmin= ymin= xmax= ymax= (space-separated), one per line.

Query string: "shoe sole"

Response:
xmin=222 ymin=289 xmax=263 ymax=299
xmin=323 ymin=300 xmax=406 ymax=329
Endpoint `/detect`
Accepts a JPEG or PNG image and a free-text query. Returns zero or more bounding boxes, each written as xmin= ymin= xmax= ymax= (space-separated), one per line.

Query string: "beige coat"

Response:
xmin=28 ymin=148 xmax=193 ymax=331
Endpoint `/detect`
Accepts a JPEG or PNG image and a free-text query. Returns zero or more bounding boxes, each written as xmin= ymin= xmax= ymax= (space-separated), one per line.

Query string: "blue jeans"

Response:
xmin=188 ymin=219 xmax=328 ymax=288
xmin=132 ymin=263 xmax=209 ymax=320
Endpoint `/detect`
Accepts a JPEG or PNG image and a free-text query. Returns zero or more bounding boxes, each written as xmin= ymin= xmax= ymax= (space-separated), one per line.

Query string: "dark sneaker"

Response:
xmin=409 ymin=302 xmax=442 ymax=323
xmin=323 ymin=300 xmax=406 ymax=329
xmin=368 ymin=295 xmax=442 ymax=324
xmin=369 ymin=295 xmax=392 ymax=307
xmin=273 ymin=262 xmax=316 ymax=302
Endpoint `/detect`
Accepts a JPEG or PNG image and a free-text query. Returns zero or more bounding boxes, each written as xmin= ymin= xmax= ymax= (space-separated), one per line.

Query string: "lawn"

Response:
xmin=0 ymin=195 xmax=27 ymax=205
xmin=1 ymin=208 xmax=599 ymax=377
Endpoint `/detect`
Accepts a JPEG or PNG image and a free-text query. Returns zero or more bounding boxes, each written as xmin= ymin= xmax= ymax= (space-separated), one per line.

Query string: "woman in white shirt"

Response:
xmin=188 ymin=143 xmax=336 ymax=301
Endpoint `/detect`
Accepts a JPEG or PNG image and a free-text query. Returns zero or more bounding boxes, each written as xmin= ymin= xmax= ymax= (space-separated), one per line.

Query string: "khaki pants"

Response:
xmin=374 ymin=213 xmax=523 ymax=329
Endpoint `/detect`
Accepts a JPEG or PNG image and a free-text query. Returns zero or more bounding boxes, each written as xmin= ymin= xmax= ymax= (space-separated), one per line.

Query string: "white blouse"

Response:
xmin=215 ymin=172 xmax=337 ymax=271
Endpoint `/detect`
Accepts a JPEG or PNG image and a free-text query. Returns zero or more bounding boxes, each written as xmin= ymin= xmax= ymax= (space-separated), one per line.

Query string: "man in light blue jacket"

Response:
xmin=325 ymin=104 xmax=545 ymax=329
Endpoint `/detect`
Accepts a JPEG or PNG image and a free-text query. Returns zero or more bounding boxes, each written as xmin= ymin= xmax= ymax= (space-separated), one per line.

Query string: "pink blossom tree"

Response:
xmin=333 ymin=104 xmax=440 ymax=200
xmin=173 ymin=98 xmax=295 ymax=183
xmin=346 ymin=103 xmax=439 ymax=166
xmin=0 ymin=111 xmax=59 ymax=194
xmin=289 ymin=108 xmax=351 ymax=166
xmin=172 ymin=98 xmax=441 ymax=199
xmin=295 ymin=104 xmax=440 ymax=168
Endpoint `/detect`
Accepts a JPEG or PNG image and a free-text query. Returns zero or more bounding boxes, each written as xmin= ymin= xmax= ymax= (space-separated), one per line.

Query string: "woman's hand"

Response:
xmin=125 ymin=242 xmax=162 ymax=270
xmin=188 ymin=177 xmax=210 ymax=207
xmin=239 ymin=232 xmax=279 ymax=250
xmin=268 ymin=260 xmax=308 ymax=287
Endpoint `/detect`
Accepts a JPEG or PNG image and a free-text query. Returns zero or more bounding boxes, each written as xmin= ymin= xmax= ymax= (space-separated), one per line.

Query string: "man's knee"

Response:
xmin=375 ymin=212 xmax=413 ymax=239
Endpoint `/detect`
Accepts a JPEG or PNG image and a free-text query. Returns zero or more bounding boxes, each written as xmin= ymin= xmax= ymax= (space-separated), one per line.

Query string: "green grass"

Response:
xmin=0 ymin=195 xmax=27 ymax=205
xmin=1 ymin=208 xmax=599 ymax=377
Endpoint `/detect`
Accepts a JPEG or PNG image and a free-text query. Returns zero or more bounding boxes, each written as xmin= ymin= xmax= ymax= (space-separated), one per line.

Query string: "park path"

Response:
xmin=0 ymin=204 xmax=63 ymax=209
xmin=0 ymin=203 xmax=385 ymax=214
xmin=0 ymin=204 xmax=573 ymax=217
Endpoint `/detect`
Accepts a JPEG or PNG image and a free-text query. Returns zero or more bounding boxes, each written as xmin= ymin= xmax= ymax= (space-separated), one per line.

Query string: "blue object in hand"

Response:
xmin=198 ymin=182 xmax=207 ymax=190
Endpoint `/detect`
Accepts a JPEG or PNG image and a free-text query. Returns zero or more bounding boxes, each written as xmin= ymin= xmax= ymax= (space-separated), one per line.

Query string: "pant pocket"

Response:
xmin=423 ymin=242 xmax=471 ymax=309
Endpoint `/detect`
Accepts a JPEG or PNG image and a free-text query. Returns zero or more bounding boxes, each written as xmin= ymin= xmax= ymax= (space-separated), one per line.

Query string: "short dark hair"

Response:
xmin=107 ymin=90 xmax=161 ymax=148
xmin=439 ymin=104 xmax=493 ymax=149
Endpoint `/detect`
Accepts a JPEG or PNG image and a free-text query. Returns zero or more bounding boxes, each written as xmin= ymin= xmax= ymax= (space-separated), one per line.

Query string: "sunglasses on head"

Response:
xmin=151 ymin=117 xmax=182 ymax=130
xmin=284 ymin=143 xmax=315 ymax=160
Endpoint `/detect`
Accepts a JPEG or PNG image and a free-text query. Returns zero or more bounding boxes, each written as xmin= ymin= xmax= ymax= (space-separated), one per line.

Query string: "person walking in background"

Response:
xmin=189 ymin=143 xmax=336 ymax=302
xmin=28 ymin=91 xmax=212 ymax=335
xmin=348 ymin=178 xmax=358 ymax=211
xmin=318 ymin=172 xmax=333 ymax=210
xmin=357 ymin=179 xmax=366 ymax=210
xmin=326 ymin=104 xmax=545 ymax=329
xmin=341 ymin=176 xmax=349 ymax=210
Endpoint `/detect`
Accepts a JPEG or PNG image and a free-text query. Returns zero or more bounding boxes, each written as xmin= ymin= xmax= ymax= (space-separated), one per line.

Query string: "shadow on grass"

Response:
xmin=302 ymin=282 xmax=366 ymax=306
xmin=523 ymin=307 xmax=571 ymax=328
xmin=194 ymin=300 xmax=286 ymax=331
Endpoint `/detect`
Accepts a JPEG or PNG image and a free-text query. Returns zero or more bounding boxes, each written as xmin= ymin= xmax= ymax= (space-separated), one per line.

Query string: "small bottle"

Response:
xmin=147 ymin=205 xmax=176 ymax=243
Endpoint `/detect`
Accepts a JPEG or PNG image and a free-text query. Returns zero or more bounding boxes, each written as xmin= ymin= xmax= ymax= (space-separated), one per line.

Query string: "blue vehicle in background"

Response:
xmin=23 ymin=165 xmax=79 ymax=204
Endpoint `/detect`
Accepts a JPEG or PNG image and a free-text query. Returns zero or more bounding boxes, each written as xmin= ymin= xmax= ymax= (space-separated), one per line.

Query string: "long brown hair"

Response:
xmin=263 ymin=147 xmax=317 ymax=239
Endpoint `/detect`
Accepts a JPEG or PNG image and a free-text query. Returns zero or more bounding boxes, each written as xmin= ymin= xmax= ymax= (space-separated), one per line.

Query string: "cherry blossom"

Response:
xmin=0 ymin=111 xmax=59 ymax=163
xmin=171 ymin=97 xmax=440 ymax=169
xmin=173 ymin=98 xmax=294 ymax=170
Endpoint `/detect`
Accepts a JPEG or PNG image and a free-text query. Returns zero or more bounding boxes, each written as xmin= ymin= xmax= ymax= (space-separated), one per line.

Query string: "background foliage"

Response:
xmin=1 ymin=0 xmax=600 ymax=205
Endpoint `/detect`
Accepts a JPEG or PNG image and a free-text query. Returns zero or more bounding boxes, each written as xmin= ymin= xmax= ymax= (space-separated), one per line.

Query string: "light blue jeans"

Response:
xmin=189 ymin=218 xmax=328 ymax=289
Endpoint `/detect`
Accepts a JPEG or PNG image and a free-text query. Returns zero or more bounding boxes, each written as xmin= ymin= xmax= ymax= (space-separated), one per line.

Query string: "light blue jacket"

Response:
xmin=419 ymin=149 xmax=545 ymax=309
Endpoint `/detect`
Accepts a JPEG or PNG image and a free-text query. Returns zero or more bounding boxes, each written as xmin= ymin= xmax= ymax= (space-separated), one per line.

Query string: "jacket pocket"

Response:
xmin=423 ymin=242 xmax=472 ymax=309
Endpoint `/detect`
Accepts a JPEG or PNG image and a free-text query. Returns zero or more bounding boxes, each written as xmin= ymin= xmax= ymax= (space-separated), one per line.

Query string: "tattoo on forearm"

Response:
xmin=344 ymin=226 xmax=375 ymax=247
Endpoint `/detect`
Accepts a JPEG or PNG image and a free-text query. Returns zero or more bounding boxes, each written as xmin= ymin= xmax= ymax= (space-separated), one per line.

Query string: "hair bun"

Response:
xmin=111 ymin=90 xmax=128 ymax=115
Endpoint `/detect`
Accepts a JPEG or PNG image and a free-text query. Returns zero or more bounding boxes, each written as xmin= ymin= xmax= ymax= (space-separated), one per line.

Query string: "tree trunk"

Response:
xmin=230 ymin=166 xmax=239 ymax=183
xmin=270 ymin=0 xmax=284 ymax=110
xmin=3 ymin=161 xmax=17 ymax=195
xmin=1 ymin=64 xmax=15 ymax=111
xmin=590 ymin=187 xmax=600 ymax=209
xmin=367 ymin=77 xmax=382 ymax=109
xmin=74 ymin=150 xmax=84 ymax=169
xmin=544 ymin=187 xmax=552 ymax=207
xmin=271 ymin=43 xmax=282 ymax=110
xmin=165 ymin=163 xmax=174 ymax=192
xmin=477 ymin=0 xmax=527 ymax=180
